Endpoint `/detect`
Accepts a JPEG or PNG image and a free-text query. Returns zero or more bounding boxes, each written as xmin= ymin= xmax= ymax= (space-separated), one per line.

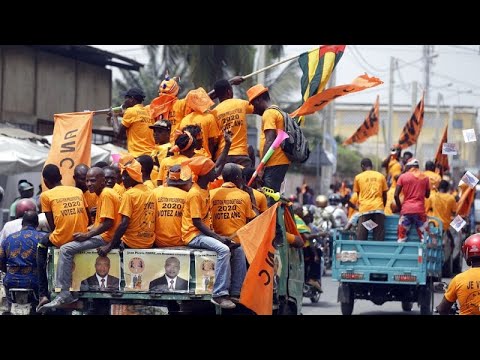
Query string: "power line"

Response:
xmin=351 ymin=46 xmax=389 ymax=73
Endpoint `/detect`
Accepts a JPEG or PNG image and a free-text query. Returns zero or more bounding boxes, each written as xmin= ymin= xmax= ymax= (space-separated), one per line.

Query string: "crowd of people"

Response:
xmin=0 ymin=73 xmax=477 ymax=315
xmin=0 ymin=75 xmax=298 ymax=313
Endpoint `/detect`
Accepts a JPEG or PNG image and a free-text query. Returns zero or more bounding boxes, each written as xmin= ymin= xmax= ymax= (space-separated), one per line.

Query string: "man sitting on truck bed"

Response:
xmin=394 ymin=158 xmax=431 ymax=243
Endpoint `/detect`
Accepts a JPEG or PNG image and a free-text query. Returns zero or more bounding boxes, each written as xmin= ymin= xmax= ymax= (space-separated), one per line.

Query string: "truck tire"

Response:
xmin=341 ymin=301 xmax=354 ymax=315
xmin=419 ymin=282 xmax=433 ymax=315
xmin=401 ymin=301 xmax=413 ymax=312
xmin=452 ymin=254 xmax=463 ymax=275
xmin=442 ymin=253 xmax=453 ymax=278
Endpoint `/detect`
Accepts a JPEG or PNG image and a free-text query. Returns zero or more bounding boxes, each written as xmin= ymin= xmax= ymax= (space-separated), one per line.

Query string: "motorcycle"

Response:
xmin=303 ymin=238 xmax=324 ymax=303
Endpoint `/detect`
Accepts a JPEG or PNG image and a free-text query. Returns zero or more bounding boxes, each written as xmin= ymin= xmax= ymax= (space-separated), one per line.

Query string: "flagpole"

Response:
xmin=241 ymin=47 xmax=319 ymax=80
xmin=376 ymin=133 xmax=379 ymax=171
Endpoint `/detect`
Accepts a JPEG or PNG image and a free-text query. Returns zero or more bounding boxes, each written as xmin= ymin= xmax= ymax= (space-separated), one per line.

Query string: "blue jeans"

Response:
xmin=188 ymin=234 xmax=246 ymax=297
xmin=56 ymin=236 xmax=107 ymax=291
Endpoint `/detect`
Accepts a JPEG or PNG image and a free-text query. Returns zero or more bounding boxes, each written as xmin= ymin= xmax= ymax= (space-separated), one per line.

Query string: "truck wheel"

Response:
xmin=452 ymin=254 xmax=463 ymax=275
xmin=341 ymin=301 xmax=354 ymax=315
xmin=442 ymin=254 xmax=453 ymax=278
xmin=310 ymin=292 xmax=321 ymax=303
xmin=419 ymin=283 xmax=433 ymax=315
xmin=401 ymin=301 xmax=413 ymax=312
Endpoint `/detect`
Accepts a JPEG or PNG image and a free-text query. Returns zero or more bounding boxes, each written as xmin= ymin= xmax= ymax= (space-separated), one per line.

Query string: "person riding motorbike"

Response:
xmin=436 ymin=233 xmax=480 ymax=315
xmin=292 ymin=203 xmax=322 ymax=293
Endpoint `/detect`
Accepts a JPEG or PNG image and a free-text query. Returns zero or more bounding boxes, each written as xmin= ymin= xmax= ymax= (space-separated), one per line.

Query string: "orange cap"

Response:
xmin=185 ymin=88 xmax=214 ymax=113
xmin=247 ymin=84 xmax=268 ymax=104
xmin=182 ymin=156 xmax=215 ymax=177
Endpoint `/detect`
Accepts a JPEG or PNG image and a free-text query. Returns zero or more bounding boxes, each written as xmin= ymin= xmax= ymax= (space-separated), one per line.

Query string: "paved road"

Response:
xmin=300 ymin=264 xmax=464 ymax=315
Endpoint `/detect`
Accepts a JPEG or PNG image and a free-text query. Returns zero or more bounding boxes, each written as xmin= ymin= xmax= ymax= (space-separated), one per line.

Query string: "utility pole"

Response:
xmin=387 ymin=56 xmax=395 ymax=152
xmin=412 ymin=81 xmax=418 ymax=112
xmin=423 ymin=45 xmax=435 ymax=105
xmin=320 ymin=71 xmax=336 ymax=195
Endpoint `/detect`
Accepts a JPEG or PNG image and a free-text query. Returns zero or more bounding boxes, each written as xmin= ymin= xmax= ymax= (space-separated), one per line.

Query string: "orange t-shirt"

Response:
xmin=354 ymin=170 xmax=388 ymax=213
xmin=431 ymin=191 xmax=457 ymax=230
xmin=213 ymin=98 xmax=254 ymax=159
xmin=182 ymin=183 xmax=212 ymax=244
xmin=445 ymin=267 xmax=480 ymax=315
xmin=119 ymin=184 xmax=156 ymax=248
xmin=348 ymin=192 xmax=358 ymax=219
xmin=83 ymin=191 xmax=98 ymax=210
xmin=94 ymin=187 xmax=122 ymax=242
xmin=424 ymin=170 xmax=442 ymax=192
xmin=180 ymin=111 xmax=220 ymax=159
xmin=157 ymin=153 xmax=190 ymax=185
xmin=113 ymin=183 xmax=125 ymax=197
xmin=260 ymin=108 xmax=290 ymax=167
xmin=151 ymin=142 xmax=171 ymax=181
xmin=121 ymin=104 xmax=155 ymax=157
xmin=210 ymin=182 xmax=256 ymax=240
xmin=144 ymin=180 xmax=156 ymax=190
xmin=40 ymin=186 xmax=89 ymax=247
xmin=253 ymin=188 xmax=268 ymax=213
xmin=164 ymin=98 xmax=187 ymax=144
xmin=153 ymin=186 xmax=187 ymax=247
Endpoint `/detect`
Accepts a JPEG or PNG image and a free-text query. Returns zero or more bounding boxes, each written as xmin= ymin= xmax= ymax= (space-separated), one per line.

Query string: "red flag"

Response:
xmin=394 ymin=94 xmax=425 ymax=149
xmin=343 ymin=96 xmax=380 ymax=146
xmin=290 ymin=74 xmax=383 ymax=118
xmin=237 ymin=203 xmax=280 ymax=315
xmin=434 ymin=125 xmax=449 ymax=176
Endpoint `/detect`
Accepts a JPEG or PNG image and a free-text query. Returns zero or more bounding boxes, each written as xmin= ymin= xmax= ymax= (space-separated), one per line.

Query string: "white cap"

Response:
xmin=406 ymin=158 xmax=419 ymax=167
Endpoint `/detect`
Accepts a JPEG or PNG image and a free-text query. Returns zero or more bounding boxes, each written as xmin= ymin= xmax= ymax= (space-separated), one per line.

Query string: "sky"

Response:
xmin=93 ymin=45 xmax=480 ymax=109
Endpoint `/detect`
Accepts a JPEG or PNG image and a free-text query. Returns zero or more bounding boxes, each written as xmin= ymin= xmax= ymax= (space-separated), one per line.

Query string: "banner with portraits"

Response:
xmin=194 ymin=251 xmax=218 ymax=295
xmin=123 ymin=249 xmax=190 ymax=292
xmin=53 ymin=249 xmax=121 ymax=292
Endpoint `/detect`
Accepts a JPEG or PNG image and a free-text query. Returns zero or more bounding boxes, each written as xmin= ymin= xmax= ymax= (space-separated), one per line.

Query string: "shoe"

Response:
xmin=35 ymin=296 xmax=50 ymax=313
xmin=307 ymin=279 xmax=323 ymax=293
xmin=211 ymin=296 xmax=236 ymax=309
xmin=37 ymin=293 xmax=78 ymax=312
xmin=229 ymin=295 xmax=241 ymax=304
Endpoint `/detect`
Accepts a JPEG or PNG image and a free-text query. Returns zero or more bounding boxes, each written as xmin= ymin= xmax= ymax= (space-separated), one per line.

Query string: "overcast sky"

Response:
xmin=93 ymin=45 xmax=480 ymax=109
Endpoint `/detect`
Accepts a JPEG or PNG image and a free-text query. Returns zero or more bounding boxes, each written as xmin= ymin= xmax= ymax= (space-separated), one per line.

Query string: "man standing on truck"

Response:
xmin=394 ymin=158 xmax=431 ymax=243
xmin=436 ymin=233 xmax=480 ymax=315
xmin=36 ymin=164 xmax=89 ymax=311
xmin=353 ymin=158 xmax=388 ymax=241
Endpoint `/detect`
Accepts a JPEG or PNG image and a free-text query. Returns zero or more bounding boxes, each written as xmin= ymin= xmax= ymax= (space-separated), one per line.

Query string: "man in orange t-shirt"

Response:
xmin=36 ymin=164 xmax=89 ymax=311
xmin=247 ymin=84 xmax=290 ymax=195
xmin=98 ymin=158 xmax=156 ymax=256
xmin=153 ymin=165 xmax=192 ymax=247
xmin=181 ymin=156 xmax=239 ymax=310
xmin=213 ymin=79 xmax=254 ymax=167
xmin=113 ymin=87 xmax=155 ymax=157
xmin=39 ymin=167 xmax=122 ymax=311
xmin=353 ymin=158 xmax=388 ymax=241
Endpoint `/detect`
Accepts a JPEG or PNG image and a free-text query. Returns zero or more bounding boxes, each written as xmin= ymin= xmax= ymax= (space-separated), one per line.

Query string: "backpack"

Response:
xmin=268 ymin=105 xmax=310 ymax=163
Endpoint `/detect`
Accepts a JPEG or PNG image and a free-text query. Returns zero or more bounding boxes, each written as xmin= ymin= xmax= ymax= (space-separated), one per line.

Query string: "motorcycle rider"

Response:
xmin=436 ymin=233 xmax=480 ymax=315
xmin=292 ymin=203 xmax=322 ymax=292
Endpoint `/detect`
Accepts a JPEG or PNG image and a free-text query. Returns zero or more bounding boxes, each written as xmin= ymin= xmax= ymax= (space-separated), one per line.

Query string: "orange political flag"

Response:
xmin=238 ymin=202 xmax=280 ymax=315
xmin=434 ymin=124 xmax=449 ymax=176
xmin=43 ymin=112 xmax=93 ymax=187
xmin=394 ymin=94 xmax=425 ymax=150
xmin=457 ymin=186 xmax=475 ymax=218
xmin=343 ymin=96 xmax=380 ymax=146
xmin=290 ymin=74 xmax=383 ymax=118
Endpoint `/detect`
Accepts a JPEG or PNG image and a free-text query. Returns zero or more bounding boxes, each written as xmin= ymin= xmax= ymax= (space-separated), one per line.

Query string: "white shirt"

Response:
xmin=95 ymin=274 xmax=109 ymax=288
xmin=0 ymin=213 xmax=50 ymax=245
xmin=165 ymin=275 xmax=177 ymax=290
